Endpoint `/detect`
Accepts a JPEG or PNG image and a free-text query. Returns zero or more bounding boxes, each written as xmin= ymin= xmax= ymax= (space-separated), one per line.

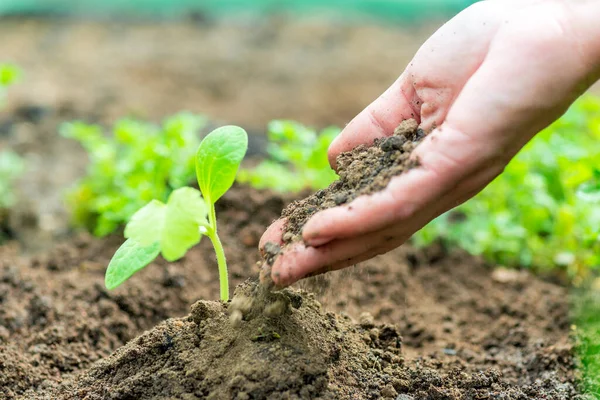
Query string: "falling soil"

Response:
xmin=1 ymin=185 xmax=580 ymax=399
xmin=281 ymin=119 xmax=423 ymax=242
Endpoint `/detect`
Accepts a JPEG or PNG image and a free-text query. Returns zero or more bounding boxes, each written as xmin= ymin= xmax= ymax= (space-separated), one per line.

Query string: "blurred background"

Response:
xmin=0 ymin=0 xmax=474 ymax=248
xmin=0 ymin=0 xmax=475 ymax=128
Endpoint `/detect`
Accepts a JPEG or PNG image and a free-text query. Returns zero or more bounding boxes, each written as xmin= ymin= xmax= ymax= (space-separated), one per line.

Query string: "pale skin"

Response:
xmin=260 ymin=0 xmax=600 ymax=287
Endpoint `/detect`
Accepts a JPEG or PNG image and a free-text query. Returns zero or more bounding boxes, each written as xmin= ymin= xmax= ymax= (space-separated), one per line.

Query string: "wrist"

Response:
xmin=563 ymin=0 xmax=600 ymax=83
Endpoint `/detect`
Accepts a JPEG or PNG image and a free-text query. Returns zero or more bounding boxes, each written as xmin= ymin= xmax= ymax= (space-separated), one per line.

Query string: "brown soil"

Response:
xmin=281 ymin=119 xmax=422 ymax=242
xmin=2 ymin=185 xmax=578 ymax=399
xmin=36 ymin=280 xmax=569 ymax=400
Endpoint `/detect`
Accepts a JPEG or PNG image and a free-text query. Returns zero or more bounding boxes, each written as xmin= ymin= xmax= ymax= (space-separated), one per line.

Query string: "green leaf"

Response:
xmin=196 ymin=126 xmax=248 ymax=203
xmin=124 ymin=200 xmax=166 ymax=246
xmin=124 ymin=187 xmax=208 ymax=261
xmin=105 ymin=239 xmax=160 ymax=290
xmin=577 ymin=181 xmax=600 ymax=202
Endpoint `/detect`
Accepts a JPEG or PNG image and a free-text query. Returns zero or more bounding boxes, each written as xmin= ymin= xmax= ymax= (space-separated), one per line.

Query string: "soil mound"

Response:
xmin=42 ymin=281 xmax=575 ymax=400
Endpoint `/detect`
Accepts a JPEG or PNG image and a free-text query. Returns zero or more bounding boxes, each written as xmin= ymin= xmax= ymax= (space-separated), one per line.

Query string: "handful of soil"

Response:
xmin=260 ymin=118 xmax=425 ymax=283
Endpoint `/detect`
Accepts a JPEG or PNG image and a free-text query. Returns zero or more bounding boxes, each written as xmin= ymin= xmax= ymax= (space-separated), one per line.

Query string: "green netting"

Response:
xmin=0 ymin=0 xmax=476 ymax=21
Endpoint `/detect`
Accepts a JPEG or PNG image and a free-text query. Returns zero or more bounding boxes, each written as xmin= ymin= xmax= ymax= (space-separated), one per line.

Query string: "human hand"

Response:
xmin=261 ymin=0 xmax=600 ymax=287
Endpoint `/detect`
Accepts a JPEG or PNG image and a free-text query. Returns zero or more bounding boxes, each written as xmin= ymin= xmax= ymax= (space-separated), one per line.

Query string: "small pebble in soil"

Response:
xmin=380 ymin=384 xmax=398 ymax=399
xmin=359 ymin=312 xmax=375 ymax=329
xmin=380 ymin=135 xmax=407 ymax=152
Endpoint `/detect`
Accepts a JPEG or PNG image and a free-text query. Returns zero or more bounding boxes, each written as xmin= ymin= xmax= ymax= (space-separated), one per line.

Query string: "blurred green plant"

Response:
xmin=0 ymin=150 xmax=25 ymax=210
xmin=414 ymin=95 xmax=600 ymax=278
xmin=0 ymin=63 xmax=25 ymax=223
xmin=60 ymin=112 xmax=207 ymax=236
xmin=571 ymin=285 xmax=600 ymax=395
xmin=0 ymin=63 xmax=21 ymax=108
xmin=237 ymin=120 xmax=339 ymax=192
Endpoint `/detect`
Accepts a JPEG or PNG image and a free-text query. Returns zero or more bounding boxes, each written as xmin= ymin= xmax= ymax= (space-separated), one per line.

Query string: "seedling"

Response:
xmin=105 ymin=126 xmax=248 ymax=301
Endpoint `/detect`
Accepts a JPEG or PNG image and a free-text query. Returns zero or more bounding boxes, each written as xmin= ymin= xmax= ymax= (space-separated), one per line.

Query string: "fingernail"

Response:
xmin=306 ymin=236 xmax=333 ymax=247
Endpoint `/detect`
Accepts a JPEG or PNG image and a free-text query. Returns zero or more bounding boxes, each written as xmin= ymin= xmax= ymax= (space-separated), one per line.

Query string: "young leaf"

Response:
xmin=125 ymin=187 xmax=209 ymax=261
xmin=105 ymin=239 xmax=160 ymax=290
xmin=196 ymin=126 xmax=248 ymax=203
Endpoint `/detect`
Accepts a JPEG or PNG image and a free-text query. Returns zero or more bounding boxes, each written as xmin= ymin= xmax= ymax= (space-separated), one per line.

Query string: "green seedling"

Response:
xmin=105 ymin=126 xmax=248 ymax=301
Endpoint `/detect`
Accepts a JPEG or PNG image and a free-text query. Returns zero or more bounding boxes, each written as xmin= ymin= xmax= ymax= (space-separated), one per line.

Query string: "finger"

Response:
xmin=258 ymin=218 xmax=286 ymax=254
xmin=271 ymin=230 xmax=397 ymax=286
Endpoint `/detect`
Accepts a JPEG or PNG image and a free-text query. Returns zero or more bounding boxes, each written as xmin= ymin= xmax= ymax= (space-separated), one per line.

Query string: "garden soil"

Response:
xmin=2 ymin=183 xmax=578 ymax=399
xmin=0 ymin=15 xmax=583 ymax=400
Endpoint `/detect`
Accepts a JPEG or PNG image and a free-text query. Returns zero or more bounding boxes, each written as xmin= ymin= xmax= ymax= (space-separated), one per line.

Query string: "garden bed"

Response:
xmin=1 ymin=183 xmax=577 ymax=399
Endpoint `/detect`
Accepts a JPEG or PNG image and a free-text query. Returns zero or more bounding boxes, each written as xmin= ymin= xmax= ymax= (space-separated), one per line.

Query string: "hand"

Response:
xmin=261 ymin=0 xmax=600 ymax=287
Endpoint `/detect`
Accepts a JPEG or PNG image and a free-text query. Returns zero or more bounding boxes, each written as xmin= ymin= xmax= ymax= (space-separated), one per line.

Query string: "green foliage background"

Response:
xmin=0 ymin=0 xmax=475 ymax=21
xmin=414 ymin=95 xmax=600 ymax=278
xmin=60 ymin=113 xmax=206 ymax=236
xmin=0 ymin=63 xmax=25 ymax=211
xmin=238 ymin=120 xmax=339 ymax=193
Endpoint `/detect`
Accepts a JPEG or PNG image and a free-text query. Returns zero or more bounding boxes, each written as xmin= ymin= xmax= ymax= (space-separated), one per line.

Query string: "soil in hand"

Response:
xmin=281 ymin=118 xmax=423 ymax=243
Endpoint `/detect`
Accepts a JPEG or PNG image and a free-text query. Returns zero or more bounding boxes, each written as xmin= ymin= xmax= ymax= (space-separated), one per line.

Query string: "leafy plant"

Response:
xmin=0 ymin=64 xmax=24 ymax=216
xmin=0 ymin=63 xmax=21 ymax=108
xmin=571 ymin=286 xmax=600 ymax=396
xmin=238 ymin=120 xmax=339 ymax=192
xmin=0 ymin=150 xmax=24 ymax=209
xmin=60 ymin=112 xmax=206 ymax=236
xmin=414 ymin=95 xmax=600 ymax=278
xmin=105 ymin=126 xmax=248 ymax=301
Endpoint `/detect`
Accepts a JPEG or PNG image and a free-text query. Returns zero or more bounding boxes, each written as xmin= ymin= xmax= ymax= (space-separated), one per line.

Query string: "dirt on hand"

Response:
xmin=281 ymin=118 xmax=423 ymax=243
